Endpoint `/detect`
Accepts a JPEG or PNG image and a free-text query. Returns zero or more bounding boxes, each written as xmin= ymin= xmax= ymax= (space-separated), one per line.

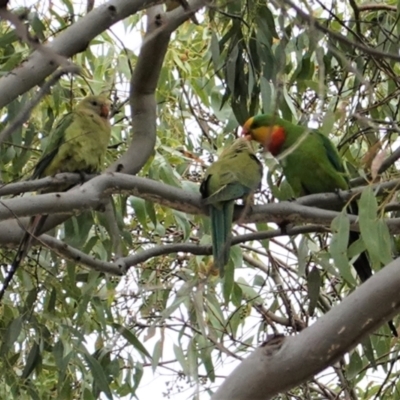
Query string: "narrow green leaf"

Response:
xmin=174 ymin=344 xmax=189 ymax=376
xmin=46 ymin=288 xmax=57 ymax=313
xmin=112 ymin=323 xmax=150 ymax=358
xmin=0 ymin=316 xmax=23 ymax=354
xmin=130 ymin=197 xmax=148 ymax=229
xmin=297 ymin=236 xmax=308 ymax=276
xmin=210 ymin=31 xmax=221 ymax=71
xmin=84 ymin=353 xmax=113 ymax=400
xmin=152 ymin=340 xmax=162 ymax=372
xmin=223 ymin=258 xmax=235 ymax=304
xmin=376 ymin=220 xmax=392 ymax=265
xmin=307 ymin=267 xmax=321 ymax=316
xmin=347 ymin=350 xmax=363 ymax=380
xmin=226 ymin=43 xmax=239 ymax=93
xmin=22 ymin=342 xmax=41 ymax=379
xmin=53 ymin=340 xmax=64 ymax=370
xmin=231 ymin=282 xmax=243 ymax=307
xmin=358 ymin=187 xmax=383 ymax=266
xmin=361 ymin=336 xmax=376 ymax=369
xmin=188 ymin=339 xmax=198 ymax=379
xmin=132 ymin=363 xmax=144 ymax=393
xmin=330 ymin=211 xmax=356 ymax=285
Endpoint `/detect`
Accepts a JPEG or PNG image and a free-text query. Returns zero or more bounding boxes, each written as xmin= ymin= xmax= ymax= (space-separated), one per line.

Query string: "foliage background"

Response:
xmin=1 ymin=0 xmax=400 ymax=399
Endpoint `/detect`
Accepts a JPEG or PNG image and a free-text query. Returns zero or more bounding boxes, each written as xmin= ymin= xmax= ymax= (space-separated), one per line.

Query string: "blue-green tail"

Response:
xmin=210 ymin=202 xmax=234 ymax=277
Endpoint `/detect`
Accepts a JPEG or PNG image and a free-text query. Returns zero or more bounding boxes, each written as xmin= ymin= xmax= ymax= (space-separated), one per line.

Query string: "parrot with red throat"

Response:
xmin=3 ymin=95 xmax=112 ymax=298
xmin=200 ymin=138 xmax=263 ymax=277
xmin=242 ymin=113 xmax=397 ymax=336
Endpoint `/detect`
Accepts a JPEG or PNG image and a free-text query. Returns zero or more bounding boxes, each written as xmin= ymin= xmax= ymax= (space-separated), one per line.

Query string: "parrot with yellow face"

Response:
xmin=200 ymin=138 xmax=263 ymax=276
xmin=7 ymin=95 xmax=111 ymax=289
xmin=242 ymin=113 xmax=397 ymax=336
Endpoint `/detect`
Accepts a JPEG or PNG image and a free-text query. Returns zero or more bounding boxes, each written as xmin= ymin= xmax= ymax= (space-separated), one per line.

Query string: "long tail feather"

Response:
xmin=348 ymin=203 xmax=397 ymax=336
xmin=0 ymin=215 xmax=48 ymax=302
xmin=210 ymin=202 xmax=234 ymax=277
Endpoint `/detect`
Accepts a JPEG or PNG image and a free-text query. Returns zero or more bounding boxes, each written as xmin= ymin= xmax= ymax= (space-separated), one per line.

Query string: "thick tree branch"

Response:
xmin=211 ymin=257 xmax=400 ymax=400
xmin=3 ymin=174 xmax=400 ymax=247
xmin=0 ymin=0 xmax=158 ymax=108
xmin=0 ymin=173 xmax=93 ymax=196
xmin=0 ymin=7 xmax=74 ymax=68
xmin=0 ymin=174 xmax=342 ymax=225
xmin=13 ymin=222 xmax=328 ymax=274
xmin=108 ymin=0 xmax=207 ymax=175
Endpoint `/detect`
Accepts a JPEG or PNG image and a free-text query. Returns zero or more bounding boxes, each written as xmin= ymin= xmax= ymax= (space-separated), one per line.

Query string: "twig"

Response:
xmin=0 ymin=66 xmax=80 ymax=146
xmin=348 ymin=0 xmax=362 ymax=37
xmin=358 ymin=4 xmax=397 ymax=12
xmin=378 ymin=146 xmax=400 ymax=175
xmin=40 ymin=234 xmax=126 ymax=274
xmin=275 ymin=0 xmax=400 ymax=62
xmin=87 ymin=0 xmax=95 ymax=13
xmin=0 ymin=172 xmax=94 ymax=196
xmin=0 ymin=7 xmax=74 ymax=67
xmin=18 ymin=224 xmax=332 ymax=276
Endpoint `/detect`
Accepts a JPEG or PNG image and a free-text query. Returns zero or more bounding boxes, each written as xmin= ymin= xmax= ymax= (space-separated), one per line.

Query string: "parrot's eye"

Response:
xmin=91 ymin=101 xmax=98 ymax=106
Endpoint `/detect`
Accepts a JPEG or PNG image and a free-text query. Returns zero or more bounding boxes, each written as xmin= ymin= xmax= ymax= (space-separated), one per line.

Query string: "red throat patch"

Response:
xmin=268 ymin=125 xmax=286 ymax=156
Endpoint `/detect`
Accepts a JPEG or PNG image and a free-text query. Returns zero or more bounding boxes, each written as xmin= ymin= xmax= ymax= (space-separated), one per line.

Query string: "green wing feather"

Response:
xmin=31 ymin=113 xmax=74 ymax=180
xmin=318 ymin=132 xmax=346 ymax=176
xmin=200 ymin=138 xmax=263 ymax=276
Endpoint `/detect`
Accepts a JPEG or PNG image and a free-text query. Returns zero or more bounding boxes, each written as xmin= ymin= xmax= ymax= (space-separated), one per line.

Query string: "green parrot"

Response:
xmin=32 ymin=95 xmax=111 ymax=181
xmin=200 ymin=137 xmax=263 ymax=276
xmin=11 ymin=95 xmax=112 ymax=278
xmin=242 ymin=113 xmax=397 ymax=336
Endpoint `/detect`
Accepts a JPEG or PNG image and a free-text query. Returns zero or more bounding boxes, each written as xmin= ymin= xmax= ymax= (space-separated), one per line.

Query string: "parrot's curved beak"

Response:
xmin=100 ymin=104 xmax=109 ymax=119
xmin=241 ymin=128 xmax=252 ymax=141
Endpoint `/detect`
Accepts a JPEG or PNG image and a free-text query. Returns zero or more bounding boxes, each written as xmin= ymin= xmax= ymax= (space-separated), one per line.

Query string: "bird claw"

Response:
xmin=78 ymin=171 xmax=89 ymax=183
xmin=278 ymin=221 xmax=291 ymax=234
xmin=334 ymin=187 xmax=347 ymax=202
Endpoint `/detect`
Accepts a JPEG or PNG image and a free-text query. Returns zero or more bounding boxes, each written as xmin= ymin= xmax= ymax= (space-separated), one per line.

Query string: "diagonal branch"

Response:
xmin=25 ymin=224 xmax=328 ymax=275
xmin=0 ymin=0 xmax=155 ymax=108
xmin=108 ymin=0 xmax=207 ymax=176
xmin=3 ymin=174 xmax=400 ymax=246
xmin=211 ymin=257 xmax=400 ymax=399
xmin=0 ymin=7 xmax=74 ymax=67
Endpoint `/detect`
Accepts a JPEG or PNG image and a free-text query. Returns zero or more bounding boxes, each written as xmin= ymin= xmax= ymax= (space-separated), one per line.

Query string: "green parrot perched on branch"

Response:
xmin=242 ymin=113 xmax=397 ymax=336
xmin=200 ymin=138 xmax=263 ymax=277
xmin=8 ymin=95 xmax=111 ymax=288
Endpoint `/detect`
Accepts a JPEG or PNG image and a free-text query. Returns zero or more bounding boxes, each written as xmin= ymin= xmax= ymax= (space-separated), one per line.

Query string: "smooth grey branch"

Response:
xmin=26 ymin=224 xmax=328 ymax=275
xmin=0 ymin=0 xmax=155 ymax=108
xmin=108 ymin=0 xmax=207 ymax=176
xmin=0 ymin=7 xmax=74 ymax=67
xmin=212 ymin=257 xmax=400 ymax=400
xmin=0 ymin=173 xmax=93 ymax=196
xmin=39 ymin=234 xmax=126 ymax=274
xmin=4 ymin=172 xmax=400 ymax=247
